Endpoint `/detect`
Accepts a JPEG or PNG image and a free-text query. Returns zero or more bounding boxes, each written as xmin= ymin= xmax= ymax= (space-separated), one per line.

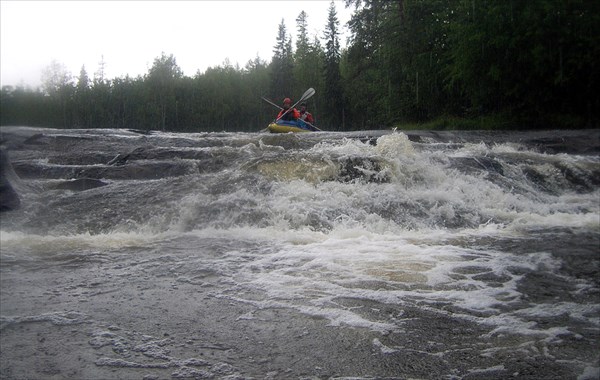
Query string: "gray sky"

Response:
xmin=0 ymin=0 xmax=352 ymax=88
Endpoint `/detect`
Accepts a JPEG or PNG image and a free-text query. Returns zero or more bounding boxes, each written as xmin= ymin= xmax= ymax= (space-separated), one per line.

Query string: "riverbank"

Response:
xmin=396 ymin=113 xmax=596 ymax=131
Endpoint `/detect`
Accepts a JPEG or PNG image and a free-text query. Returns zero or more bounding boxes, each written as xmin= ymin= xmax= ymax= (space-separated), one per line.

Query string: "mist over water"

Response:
xmin=1 ymin=127 xmax=598 ymax=379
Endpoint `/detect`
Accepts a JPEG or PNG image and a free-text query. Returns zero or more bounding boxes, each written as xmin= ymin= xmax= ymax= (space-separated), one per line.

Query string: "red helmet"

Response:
xmin=283 ymin=98 xmax=291 ymax=104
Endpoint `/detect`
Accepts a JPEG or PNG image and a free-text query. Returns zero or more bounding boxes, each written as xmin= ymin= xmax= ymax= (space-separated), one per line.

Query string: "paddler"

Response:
xmin=277 ymin=97 xmax=300 ymax=122
xmin=298 ymin=102 xmax=314 ymax=124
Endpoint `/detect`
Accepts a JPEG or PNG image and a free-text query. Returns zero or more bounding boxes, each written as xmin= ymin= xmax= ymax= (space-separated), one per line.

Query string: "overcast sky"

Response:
xmin=1 ymin=0 xmax=353 ymax=88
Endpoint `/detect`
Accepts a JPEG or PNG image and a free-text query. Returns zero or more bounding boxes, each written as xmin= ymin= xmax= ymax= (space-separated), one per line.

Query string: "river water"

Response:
xmin=0 ymin=126 xmax=598 ymax=379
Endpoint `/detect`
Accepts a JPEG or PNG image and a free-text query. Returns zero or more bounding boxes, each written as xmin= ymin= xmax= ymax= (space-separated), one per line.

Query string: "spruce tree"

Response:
xmin=323 ymin=1 xmax=344 ymax=129
xmin=270 ymin=19 xmax=294 ymax=101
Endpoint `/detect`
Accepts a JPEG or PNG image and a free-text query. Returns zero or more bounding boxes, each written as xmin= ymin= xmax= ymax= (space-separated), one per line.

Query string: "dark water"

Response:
xmin=0 ymin=126 xmax=599 ymax=379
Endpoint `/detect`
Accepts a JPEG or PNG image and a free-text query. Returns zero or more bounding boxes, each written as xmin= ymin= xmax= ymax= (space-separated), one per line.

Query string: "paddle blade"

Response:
xmin=300 ymin=88 xmax=315 ymax=102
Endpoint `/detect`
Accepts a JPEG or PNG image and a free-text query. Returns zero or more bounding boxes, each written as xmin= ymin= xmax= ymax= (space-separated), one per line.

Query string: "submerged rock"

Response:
xmin=107 ymin=153 xmax=130 ymax=166
xmin=0 ymin=148 xmax=21 ymax=211
xmin=50 ymin=178 xmax=109 ymax=191
xmin=337 ymin=156 xmax=390 ymax=183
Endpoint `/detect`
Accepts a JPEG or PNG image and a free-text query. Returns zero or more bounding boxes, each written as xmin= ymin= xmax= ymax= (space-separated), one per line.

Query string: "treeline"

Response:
xmin=1 ymin=0 xmax=598 ymax=131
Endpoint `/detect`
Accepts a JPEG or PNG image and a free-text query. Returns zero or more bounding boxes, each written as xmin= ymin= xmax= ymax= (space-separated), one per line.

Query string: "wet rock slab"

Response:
xmin=2 ymin=247 xmax=598 ymax=380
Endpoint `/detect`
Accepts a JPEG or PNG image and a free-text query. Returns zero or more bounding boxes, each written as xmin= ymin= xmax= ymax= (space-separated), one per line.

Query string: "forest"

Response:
xmin=1 ymin=0 xmax=598 ymax=132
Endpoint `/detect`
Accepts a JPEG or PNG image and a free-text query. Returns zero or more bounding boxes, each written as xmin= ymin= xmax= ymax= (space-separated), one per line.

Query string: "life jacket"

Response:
xmin=277 ymin=108 xmax=300 ymax=121
xmin=299 ymin=111 xmax=314 ymax=124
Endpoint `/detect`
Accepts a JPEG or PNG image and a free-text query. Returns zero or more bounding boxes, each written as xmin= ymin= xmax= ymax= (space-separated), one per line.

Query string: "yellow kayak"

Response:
xmin=267 ymin=123 xmax=312 ymax=133
xmin=266 ymin=119 xmax=318 ymax=133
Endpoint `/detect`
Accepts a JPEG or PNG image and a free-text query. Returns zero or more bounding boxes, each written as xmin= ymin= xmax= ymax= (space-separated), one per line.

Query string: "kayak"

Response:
xmin=267 ymin=120 xmax=318 ymax=133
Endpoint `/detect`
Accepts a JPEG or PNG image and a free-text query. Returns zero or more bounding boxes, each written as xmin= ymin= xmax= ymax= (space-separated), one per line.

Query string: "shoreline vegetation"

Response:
xmin=1 ymin=1 xmax=598 ymax=132
xmin=396 ymin=113 xmax=594 ymax=131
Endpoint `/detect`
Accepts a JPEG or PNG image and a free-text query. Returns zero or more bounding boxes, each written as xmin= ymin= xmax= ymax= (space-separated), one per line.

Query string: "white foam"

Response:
xmin=157 ymin=130 xmax=600 ymax=240
xmin=197 ymin=218 xmax=599 ymax=337
xmin=468 ymin=365 xmax=506 ymax=375
xmin=0 ymin=229 xmax=172 ymax=254
xmin=375 ymin=132 xmax=416 ymax=157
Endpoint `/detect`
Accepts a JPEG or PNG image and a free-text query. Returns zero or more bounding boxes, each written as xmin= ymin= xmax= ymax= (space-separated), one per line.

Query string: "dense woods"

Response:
xmin=1 ymin=0 xmax=598 ymax=131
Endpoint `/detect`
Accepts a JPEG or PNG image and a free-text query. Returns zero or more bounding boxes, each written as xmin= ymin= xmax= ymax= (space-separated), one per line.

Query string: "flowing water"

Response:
xmin=0 ymin=126 xmax=599 ymax=379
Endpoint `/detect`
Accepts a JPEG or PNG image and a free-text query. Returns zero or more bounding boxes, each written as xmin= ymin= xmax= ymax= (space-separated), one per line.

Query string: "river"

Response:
xmin=0 ymin=126 xmax=598 ymax=379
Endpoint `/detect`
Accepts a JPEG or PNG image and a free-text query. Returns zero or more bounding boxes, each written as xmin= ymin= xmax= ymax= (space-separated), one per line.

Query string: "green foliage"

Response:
xmin=1 ymin=0 xmax=597 ymax=131
xmin=293 ymin=13 xmax=325 ymax=124
xmin=146 ymin=53 xmax=183 ymax=130
xmin=446 ymin=0 xmax=600 ymax=122
xmin=270 ymin=19 xmax=295 ymax=100
xmin=322 ymin=1 xmax=345 ymax=129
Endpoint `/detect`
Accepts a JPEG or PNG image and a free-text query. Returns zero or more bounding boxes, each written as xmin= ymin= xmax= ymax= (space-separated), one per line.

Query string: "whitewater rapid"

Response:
xmin=0 ymin=127 xmax=598 ymax=379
